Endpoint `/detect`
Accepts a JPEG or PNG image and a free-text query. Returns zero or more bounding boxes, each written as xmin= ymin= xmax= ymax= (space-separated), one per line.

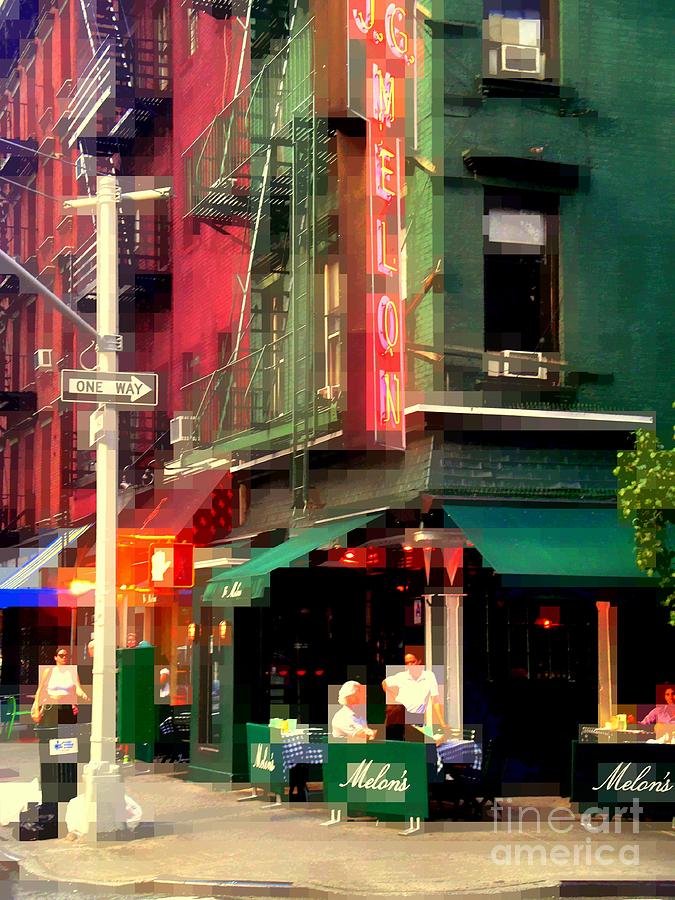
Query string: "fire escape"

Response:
xmin=54 ymin=0 xmax=172 ymax=312
xmin=182 ymin=0 xmax=337 ymax=513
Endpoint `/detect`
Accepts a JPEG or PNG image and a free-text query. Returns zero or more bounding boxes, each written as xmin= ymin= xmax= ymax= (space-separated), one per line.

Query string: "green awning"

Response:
xmin=203 ymin=513 xmax=379 ymax=604
xmin=444 ymin=504 xmax=647 ymax=583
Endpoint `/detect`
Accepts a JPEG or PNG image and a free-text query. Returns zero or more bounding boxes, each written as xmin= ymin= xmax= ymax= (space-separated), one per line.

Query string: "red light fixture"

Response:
xmin=314 ymin=669 xmax=325 ymax=677
xmin=278 ymin=669 xmax=289 ymax=677
xmin=297 ymin=669 xmax=306 ymax=677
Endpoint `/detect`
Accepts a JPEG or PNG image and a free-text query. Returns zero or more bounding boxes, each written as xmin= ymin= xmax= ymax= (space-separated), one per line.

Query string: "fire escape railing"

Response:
xmin=182 ymin=333 xmax=293 ymax=448
xmin=67 ymin=214 xmax=171 ymax=303
xmin=183 ymin=18 xmax=314 ymax=218
xmin=55 ymin=36 xmax=171 ymax=150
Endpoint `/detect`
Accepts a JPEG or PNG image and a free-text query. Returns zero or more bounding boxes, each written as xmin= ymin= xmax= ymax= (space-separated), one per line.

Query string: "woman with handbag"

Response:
xmin=26 ymin=647 xmax=88 ymax=840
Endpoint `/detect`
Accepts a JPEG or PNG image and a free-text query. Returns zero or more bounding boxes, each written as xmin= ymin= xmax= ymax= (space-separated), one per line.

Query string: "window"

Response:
xmin=264 ymin=292 xmax=288 ymax=419
xmin=133 ymin=209 xmax=141 ymax=252
xmin=322 ymin=260 xmax=341 ymax=395
xmin=156 ymin=4 xmax=170 ymax=91
xmin=187 ymin=8 xmax=199 ymax=57
xmin=483 ymin=189 xmax=559 ymax=355
xmin=182 ymin=351 xmax=199 ymax=385
xmin=197 ymin=608 xmax=222 ymax=746
xmin=483 ymin=0 xmax=558 ymax=83
xmin=39 ymin=421 xmax=52 ymax=521
xmin=59 ymin=1 xmax=72 ymax=84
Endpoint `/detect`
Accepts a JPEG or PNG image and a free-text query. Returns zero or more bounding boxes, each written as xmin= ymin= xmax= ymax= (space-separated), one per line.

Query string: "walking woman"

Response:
xmin=28 ymin=647 xmax=88 ymax=839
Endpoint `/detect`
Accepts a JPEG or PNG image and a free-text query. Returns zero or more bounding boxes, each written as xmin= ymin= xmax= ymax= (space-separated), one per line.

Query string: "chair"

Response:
xmin=434 ymin=738 xmax=506 ymax=820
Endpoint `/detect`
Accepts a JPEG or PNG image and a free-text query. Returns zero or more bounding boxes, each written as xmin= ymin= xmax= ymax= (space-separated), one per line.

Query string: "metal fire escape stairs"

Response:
xmin=288 ymin=91 xmax=315 ymax=519
xmin=75 ymin=0 xmax=133 ymax=199
xmin=190 ymin=3 xmax=315 ymax=470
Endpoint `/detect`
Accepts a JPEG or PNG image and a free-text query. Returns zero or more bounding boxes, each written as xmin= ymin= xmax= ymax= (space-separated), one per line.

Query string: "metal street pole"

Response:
xmin=83 ymin=175 xmax=126 ymax=837
xmin=63 ymin=177 xmax=171 ymax=838
xmin=0 ymin=176 xmax=169 ymax=840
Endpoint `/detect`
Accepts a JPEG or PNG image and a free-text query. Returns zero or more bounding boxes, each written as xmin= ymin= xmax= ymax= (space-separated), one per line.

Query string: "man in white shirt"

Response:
xmin=382 ymin=653 xmax=446 ymax=740
xmin=331 ymin=681 xmax=376 ymax=741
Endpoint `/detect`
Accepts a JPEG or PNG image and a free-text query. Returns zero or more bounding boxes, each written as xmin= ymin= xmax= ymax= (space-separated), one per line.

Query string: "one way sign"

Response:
xmin=61 ymin=369 xmax=158 ymax=406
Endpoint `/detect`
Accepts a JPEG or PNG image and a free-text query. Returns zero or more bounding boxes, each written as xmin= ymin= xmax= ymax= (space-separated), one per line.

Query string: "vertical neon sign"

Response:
xmin=349 ymin=0 xmax=414 ymax=449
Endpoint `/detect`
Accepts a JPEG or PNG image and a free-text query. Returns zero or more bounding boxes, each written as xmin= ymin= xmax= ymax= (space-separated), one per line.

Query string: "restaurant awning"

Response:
xmin=444 ymin=505 xmax=648 ymax=585
xmin=203 ymin=513 xmax=379 ymax=604
xmin=118 ymin=467 xmax=229 ymax=537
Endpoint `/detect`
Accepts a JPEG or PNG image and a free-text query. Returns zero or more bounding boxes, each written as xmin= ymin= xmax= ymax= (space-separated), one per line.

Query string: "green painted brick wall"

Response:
xmin=406 ymin=0 xmax=673 ymax=432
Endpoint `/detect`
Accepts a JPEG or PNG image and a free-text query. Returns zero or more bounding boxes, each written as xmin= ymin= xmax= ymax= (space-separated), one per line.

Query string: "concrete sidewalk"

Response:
xmin=1 ymin=742 xmax=674 ymax=897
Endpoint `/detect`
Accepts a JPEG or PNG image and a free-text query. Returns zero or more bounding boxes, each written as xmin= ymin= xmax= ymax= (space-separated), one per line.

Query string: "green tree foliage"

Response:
xmin=614 ymin=427 xmax=675 ymax=624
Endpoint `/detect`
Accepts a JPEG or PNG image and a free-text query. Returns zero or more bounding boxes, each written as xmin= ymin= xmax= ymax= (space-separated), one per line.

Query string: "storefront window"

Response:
xmin=197 ymin=610 xmax=222 ymax=746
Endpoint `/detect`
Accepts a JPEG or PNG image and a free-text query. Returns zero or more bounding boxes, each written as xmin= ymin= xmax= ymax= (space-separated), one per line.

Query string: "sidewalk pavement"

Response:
xmin=1 ymin=741 xmax=674 ymax=897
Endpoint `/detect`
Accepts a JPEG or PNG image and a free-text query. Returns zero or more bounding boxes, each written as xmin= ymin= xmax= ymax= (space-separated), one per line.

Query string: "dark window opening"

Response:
xmin=484 ymin=189 xmax=559 ymax=354
xmin=197 ymin=607 xmax=222 ymax=746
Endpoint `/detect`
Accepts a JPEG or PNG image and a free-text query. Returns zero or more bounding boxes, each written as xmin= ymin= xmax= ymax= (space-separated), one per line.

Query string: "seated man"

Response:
xmin=331 ymin=681 xmax=376 ymax=741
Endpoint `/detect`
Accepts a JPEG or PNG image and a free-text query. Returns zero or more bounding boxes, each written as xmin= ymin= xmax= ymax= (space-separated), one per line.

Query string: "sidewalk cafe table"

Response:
xmin=323 ymin=740 xmax=429 ymax=834
xmin=244 ymin=723 xmax=484 ymax=832
xmin=244 ymin=723 xmax=328 ymax=806
xmin=435 ymin=738 xmax=483 ymax=769
xmin=571 ymin=731 xmax=675 ymax=821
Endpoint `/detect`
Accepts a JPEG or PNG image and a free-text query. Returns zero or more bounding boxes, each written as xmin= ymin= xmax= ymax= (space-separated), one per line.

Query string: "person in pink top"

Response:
xmin=641 ymin=685 xmax=675 ymax=725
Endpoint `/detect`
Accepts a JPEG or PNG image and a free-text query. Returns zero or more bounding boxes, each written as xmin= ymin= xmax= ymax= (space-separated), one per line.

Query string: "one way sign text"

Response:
xmin=61 ymin=369 xmax=158 ymax=406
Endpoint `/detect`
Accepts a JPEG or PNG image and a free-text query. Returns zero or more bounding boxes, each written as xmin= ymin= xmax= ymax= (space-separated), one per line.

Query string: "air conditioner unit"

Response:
xmin=75 ymin=154 xmax=96 ymax=180
xmin=501 ymin=43 xmax=544 ymax=76
xmin=170 ymin=415 xmax=195 ymax=445
xmin=317 ymin=385 xmax=340 ymax=401
xmin=487 ymin=350 xmax=548 ymax=380
xmin=34 ymin=348 xmax=53 ymax=371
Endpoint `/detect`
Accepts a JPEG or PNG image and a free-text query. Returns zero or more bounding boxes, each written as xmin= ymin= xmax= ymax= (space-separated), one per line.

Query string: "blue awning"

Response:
xmin=0 ymin=588 xmax=59 ymax=608
xmin=0 ymin=525 xmax=89 ymax=590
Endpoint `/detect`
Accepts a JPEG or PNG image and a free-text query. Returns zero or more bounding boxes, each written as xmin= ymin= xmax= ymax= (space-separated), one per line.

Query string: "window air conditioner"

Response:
xmin=501 ymin=44 xmax=544 ymax=76
xmin=75 ymin=154 xmax=96 ymax=180
xmin=487 ymin=350 xmax=548 ymax=380
xmin=34 ymin=348 xmax=53 ymax=371
xmin=317 ymin=385 xmax=340 ymax=401
xmin=170 ymin=415 xmax=195 ymax=445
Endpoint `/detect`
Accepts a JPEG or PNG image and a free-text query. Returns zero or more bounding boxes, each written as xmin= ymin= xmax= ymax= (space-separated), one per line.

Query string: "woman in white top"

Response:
xmin=31 ymin=646 xmax=88 ymax=723
xmin=331 ymin=681 xmax=376 ymax=741
xmin=30 ymin=646 xmax=88 ymax=833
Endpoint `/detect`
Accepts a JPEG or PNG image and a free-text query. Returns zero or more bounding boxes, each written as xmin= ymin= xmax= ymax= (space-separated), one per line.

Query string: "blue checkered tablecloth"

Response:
xmin=436 ymin=739 xmax=482 ymax=771
xmin=280 ymin=733 xmax=328 ymax=774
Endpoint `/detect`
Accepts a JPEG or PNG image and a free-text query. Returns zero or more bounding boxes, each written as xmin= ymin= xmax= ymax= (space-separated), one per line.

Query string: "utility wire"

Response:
xmin=0 ymin=174 xmax=61 ymax=202
xmin=0 ymin=136 xmax=77 ymax=168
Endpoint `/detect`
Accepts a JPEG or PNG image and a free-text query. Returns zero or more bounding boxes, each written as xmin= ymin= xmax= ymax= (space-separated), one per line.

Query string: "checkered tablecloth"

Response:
xmin=280 ymin=733 xmax=328 ymax=774
xmin=436 ymin=739 xmax=482 ymax=771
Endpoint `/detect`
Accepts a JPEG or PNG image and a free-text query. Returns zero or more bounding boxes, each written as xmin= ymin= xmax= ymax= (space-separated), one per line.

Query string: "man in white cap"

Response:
xmin=331 ymin=681 xmax=376 ymax=741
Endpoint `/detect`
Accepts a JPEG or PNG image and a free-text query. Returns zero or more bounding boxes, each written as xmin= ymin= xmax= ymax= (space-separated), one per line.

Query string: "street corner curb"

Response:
xmin=134 ymin=880 xmax=298 ymax=898
xmin=559 ymin=880 xmax=675 ymax=898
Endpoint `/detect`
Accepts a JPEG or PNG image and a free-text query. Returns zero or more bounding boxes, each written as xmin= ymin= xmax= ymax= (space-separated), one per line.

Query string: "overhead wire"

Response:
xmin=0 ymin=136 xmax=77 ymax=168
xmin=0 ymin=174 xmax=62 ymax=202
